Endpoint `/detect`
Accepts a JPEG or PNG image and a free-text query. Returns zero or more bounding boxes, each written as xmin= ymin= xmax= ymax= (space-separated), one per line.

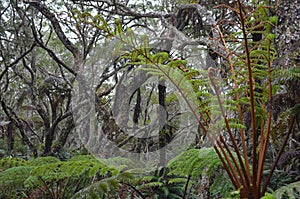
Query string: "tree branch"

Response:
xmin=27 ymin=1 xmax=81 ymax=59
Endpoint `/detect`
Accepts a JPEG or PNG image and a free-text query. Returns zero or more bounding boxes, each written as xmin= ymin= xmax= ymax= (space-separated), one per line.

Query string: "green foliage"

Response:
xmin=273 ymin=67 xmax=300 ymax=82
xmin=168 ymin=148 xmax=221 ymax=177
xmin=29 ymin=156 xmax=61 ymax=166
xmin=134 ymin=168 xmax=189 ymax=199
xmin=261 ymin=192 xmax=276 ymax=199
xmin=0 ymin=156 xmax=28 ymax=171
xmin=168 ymin=147 xmax=235 ymax=197
xmin=0 ymin=166 xmax=34 ymax=198
xmin=273 ymin=181 xmax=300 ymax=199
xmin=209 ymin=172 xmax=236 ymax=198
xmin=0 ymin=155 xmax=133 ymax=199
xmin=0 ymin=1 xmax=295 ymax=199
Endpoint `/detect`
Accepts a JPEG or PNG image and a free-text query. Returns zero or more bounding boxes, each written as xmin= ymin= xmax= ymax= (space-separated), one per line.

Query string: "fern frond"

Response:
xmin=139 ymin=181 xmax=164 ymax=189
xmin=29 ymin=156 xmax=60 ymax=166
xmin=0 ymin=166 xmax=34 ymax=194
xmin=71 ymin=176 xmax=120 ymax=199
xmin=168 ymin=147 xmax=222 ymax=178
xmin=0 ymin=157 xmax=28 ymax=171
xmin=274 ymin=181 xmax=300 ymax=199
xmin=277 ymin=150 xmax=300 ymax=168
xmin=209 ymin=171 xmax=235 ymax=198
xmin=168 ymin=177 xmax=187 ymax=184
xmin=24 ymin=158 xmax=118 ymax=190
xmin=273 ymin=67 xmax=300 ymax=82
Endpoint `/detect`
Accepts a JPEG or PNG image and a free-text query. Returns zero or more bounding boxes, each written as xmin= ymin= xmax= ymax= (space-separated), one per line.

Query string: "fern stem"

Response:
xmin=216 ymin=25 xmax=252 ymax=185
xmin=38 ymin=175 xmax=55 ymax=199
xmin=218 ymin=137 xmax=242 ymax=187
xmin=183 ymin=175 xmax=191 ymax=199
xmin=120 ymin=182 xmax=146 ymax=199
xmin=208 ymin=69 xmax=251 ymax=189
xmin=213 ymin=143 xmax=241 ymax=189
xmin=237 ymin=0 xmax=258 ymax=197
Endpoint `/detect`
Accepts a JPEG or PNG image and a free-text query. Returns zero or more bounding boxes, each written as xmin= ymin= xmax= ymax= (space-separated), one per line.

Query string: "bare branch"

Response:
xmin=27 ymin=1 xmax=81 ymax=59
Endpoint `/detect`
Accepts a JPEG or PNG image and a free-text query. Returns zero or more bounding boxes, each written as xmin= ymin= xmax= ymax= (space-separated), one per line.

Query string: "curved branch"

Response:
xmin=27 ymin=1 xmax=81 ymax=59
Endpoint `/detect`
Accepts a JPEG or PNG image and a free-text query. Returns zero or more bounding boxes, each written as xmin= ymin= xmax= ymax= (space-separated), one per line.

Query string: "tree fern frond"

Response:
xmin=71 ymin=176 xmax=120 ymax=199
xmin=0 ymin=166 xmax=34 ymax=195
xmin=274 ymin=181 xmax=300 ymax=199
xmin=0 ymin=157 xmax=28 ymax=171
xmin=168 ymin=147 xmax=222 ymax=178
xmin=168 ymin=177 xmax=187 ymax=184
xmin=277 ymin=150 xmax=300 ymax=169
xmin=24 ymin=158 xmax=118 ymax=190
xmin=29 ymin=156 xmax=60 ymax=166
xmin=273 ymin=67 xmax=300 ymax=82
xmin=209 ymin=171 xmax=235 ymax=198
xmin=139 ymin=181 xmax=164 ymax=189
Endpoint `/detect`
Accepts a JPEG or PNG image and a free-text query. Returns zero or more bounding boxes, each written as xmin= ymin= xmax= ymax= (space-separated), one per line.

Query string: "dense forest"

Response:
xmin=0 ymin=0 xmax=299 ymax=198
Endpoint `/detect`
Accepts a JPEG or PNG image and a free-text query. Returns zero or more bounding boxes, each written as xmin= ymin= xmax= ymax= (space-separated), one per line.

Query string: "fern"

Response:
xmin=273 ymin=181 xmax=300 ymax=199
xmin=75 ymin=1 xmax=290 ymax=197
xmin=130 ymin=167 xmax=189 ymax=199
xmin=168 ymin=147 xmax=222 ymax=177
xmin=24 ymin=157 xmax=122 ymax=190
xmin=277 ymin=150 xmax=300 ymax=168
xmin=29 ymin=156 xmax=60 ymax=166
xmin=0 ymin=166 xmax=34 ymax=197
xmin=168 ymin=147 xmax=236 ymax=197
xmin=273 ymin=67 xmax=300 ymax=82
xmin=0 ymin=155 xmax=134 ymax=198
xmin=0 ymin=156 xmax=28 ymax=171
xmin=71 ymin=176 xmax=121 ymax=199
xmin=209 ymin=172 xmax=235 ymax=198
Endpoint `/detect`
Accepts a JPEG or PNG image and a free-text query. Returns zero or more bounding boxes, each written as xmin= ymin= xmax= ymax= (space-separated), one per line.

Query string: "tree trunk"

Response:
xmin=7 ymin=120 xmax=14 ymax=156
xmin=158 ymin=81 xmax=167 ymax=166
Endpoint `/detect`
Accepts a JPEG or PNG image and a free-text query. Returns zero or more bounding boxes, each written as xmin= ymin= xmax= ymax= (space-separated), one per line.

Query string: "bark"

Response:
xmin=275 ymin=0 xmax=300 ymax=70
xmin=6 ymin=121 xmax=14 ymax=156
xmin=158 ymin=81 xmax=167 ymax=166
xmin=27 ymin=2 xmax=81 ymax=58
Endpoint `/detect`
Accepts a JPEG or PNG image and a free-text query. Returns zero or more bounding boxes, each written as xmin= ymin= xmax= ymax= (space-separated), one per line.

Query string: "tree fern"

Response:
xmin=75 ymin=1 xmax=292 ymax=197
xmin=0 ymin=155 xmax=134 ymax=198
